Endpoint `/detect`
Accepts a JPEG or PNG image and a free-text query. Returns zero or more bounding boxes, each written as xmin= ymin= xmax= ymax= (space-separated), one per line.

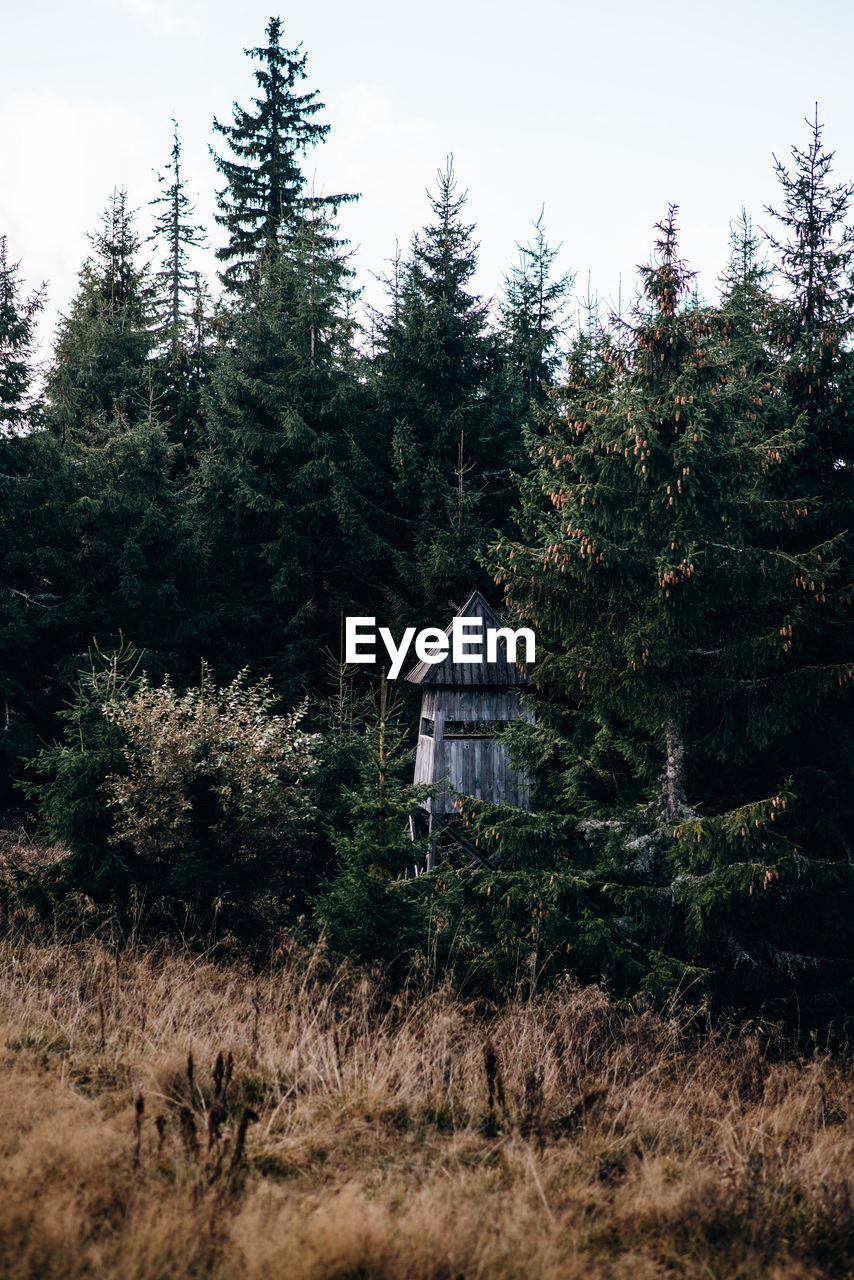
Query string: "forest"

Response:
xmin=2 ymin=14 xmax=854 ymax=1027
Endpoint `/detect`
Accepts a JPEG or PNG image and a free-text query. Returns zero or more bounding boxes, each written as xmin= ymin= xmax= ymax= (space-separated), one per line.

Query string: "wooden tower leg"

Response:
xmin=426 ymin=812 xmax=436 ymax=873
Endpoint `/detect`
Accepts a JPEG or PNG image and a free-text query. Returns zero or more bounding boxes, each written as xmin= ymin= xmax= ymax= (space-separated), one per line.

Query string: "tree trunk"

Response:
xmin=664 ymin=714 xmax=688 ymax=822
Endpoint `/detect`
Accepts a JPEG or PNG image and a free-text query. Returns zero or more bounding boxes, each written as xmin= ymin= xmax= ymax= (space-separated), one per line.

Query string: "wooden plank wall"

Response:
xmin=413 ymin=687 xmax=533 ymax=812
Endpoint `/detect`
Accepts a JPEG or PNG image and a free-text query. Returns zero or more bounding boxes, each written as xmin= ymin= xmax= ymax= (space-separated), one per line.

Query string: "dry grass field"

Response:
xmin=1 ymin=920 xmax=854 ymax=1280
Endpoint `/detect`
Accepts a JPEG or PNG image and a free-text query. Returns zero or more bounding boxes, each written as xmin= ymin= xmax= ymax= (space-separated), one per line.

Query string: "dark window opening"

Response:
xmin=443 ymin=720 xmax=511 ymax=738
xmin=420 ymin=717 xmax=434 ymax=738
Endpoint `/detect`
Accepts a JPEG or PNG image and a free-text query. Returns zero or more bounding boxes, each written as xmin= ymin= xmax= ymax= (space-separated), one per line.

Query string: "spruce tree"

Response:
xmin=758 ymin=113 xmax=854 ymax=869
xmin=211 ymin=15 xmax=355 ymax=294
xmin=765 ymin=111 xmax=854 ymax=477
xmin=0 ymin=237 xmax=44 ymax=437
xmin=314 ymin=675 xmax=426 ymax=968
xmin=160 ymin=272 xmax=214 ymax=464
xmin=148 ymin=123 xmax=211 ymax=457
xmin=46 ymin=189 xmax=154 ymax=439
xmin=373 ymin=159 xmax=509 ymax=613
xmin=62 ymin=418 xmax=201 ymax=656
xmin=149 ymin=121 xmax=207 ymax=351
xmin=496 ymin=207 xmax=854 ymax=1009
xmin=195 ymin=231 xmax=358 ymax=692
xmin=22 ymin=638 xmax=145 ymax=898
xmin=0 ymin=241 xmax=56 ymax=803
xmin=499 ymin=210 xmax=573 ymax=415
xmin=38 ymin=187 xmax=201 ymax=672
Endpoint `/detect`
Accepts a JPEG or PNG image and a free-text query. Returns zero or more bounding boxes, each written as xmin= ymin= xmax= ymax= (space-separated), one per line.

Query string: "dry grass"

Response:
xmin=1 ymin=931 xmax=853 ymax=1278
xmin=0 ymin=823 xmax=67 ymax=871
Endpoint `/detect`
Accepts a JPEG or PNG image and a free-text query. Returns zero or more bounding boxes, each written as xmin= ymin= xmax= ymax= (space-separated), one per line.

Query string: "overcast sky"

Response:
xmin=3 ymin=0 xmax=854 ymax=350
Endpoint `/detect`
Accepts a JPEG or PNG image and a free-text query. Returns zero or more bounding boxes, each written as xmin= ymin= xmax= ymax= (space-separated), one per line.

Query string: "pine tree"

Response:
xmin=46 ymin=189 xmax=154 ymax=439
xmin=0 ymin=240 xmax=56 ymax=803
xmin=15 ymin=196 xmax=204 ymax=804
xmin=496 ymin=207 xmax=854 ymax=1009
xmin=0 ymin=237 xmax=44 ymax=437
xmin=503 ymin=209 xmax=789 ymax=808
xmin=62 ymin=417 xmax=202 ymax=656
xmin=758 ymin=113 xmax=854 ymax=871
xmin=373 ymin=159 xmax=509 ymax=612
xmin=717 ymin=210 xmax=775 ymax=368
xmin=194 ymin=233 xmax=358 ymax=691
xmin=149 ymin=120 xmax=207 ymax=351
xmin=22 ymin=638 xmax=145 ymax=899
xmin=148 ymin=123 xmax=211 ymax=458
xmin=765 ymin=110 xmax=854 ymax=476
xmin=211 ymin=15 xmax=355 ymax=294
xmin=36 ymin=190 xmax=202 ymax=690
xmin=723 ymin=209 xmax=770 ymax=292
xmin=499 ymin=210 xmax=573 ymax=414
xmin=314 ymin=675 xmax=426 ymax=968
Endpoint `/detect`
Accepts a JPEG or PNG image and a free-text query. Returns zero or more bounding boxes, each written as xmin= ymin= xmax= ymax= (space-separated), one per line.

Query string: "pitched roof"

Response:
xmin=404 ymin=590 xmax=528 ymax=687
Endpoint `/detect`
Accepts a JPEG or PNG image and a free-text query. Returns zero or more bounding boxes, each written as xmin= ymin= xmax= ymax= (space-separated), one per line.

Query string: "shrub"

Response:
xmin=23 ymin=638 xmax=145 ymax=899
xmin=101 ymin=663 xmax=318 ymax=926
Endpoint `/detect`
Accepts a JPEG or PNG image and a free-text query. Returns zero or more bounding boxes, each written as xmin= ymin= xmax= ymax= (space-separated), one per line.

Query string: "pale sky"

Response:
xmin=3 ymin=0 xmax=854 ymax=352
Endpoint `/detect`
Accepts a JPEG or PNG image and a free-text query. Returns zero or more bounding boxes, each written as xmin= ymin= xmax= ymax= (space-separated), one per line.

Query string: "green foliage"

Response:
xmin=195 ymin=238 xmax=357 ymax=690
xmin=489 ymin=189 xmax=854 ymax=1012
xmin=372 ymin=159 xmax=511 ymax=612
xmin=0 ymin=238 xmax=51 ymax=800
xmin=499 ymin=209 xmax=573 ymax=433
xmin=211 ymin=15 xmax=355 ymax=294
xmin=147 ymin=122 xmax=211 ymax=454
xmin=23 ymin=638 xmax=145 ymax=897
xmin=46 ymin=189 xmax=155 ymax=438
xmin=765 ymin=111 xmax=854 ymax=477
xmin=149 ymin=120 xmax=207 ymax=349
xmin=314 ymin=675 xmax=427 ymax=968
xmin=0 ymin=235 xmax=43 ymax=437
xmin=101 ymin=664 xmax=317 ymax=925
xmin=4 ymin=62 xmax=854 ymax=1021
xmin=403 ymin=777 xmax=648 ymax=996
xmin=26 ymin=649 xmax=318 ymax=928
xmin=500 ymin=204 xmax=853 ymax=796
xmin=62 ymin=417 xmax=202 ymax=655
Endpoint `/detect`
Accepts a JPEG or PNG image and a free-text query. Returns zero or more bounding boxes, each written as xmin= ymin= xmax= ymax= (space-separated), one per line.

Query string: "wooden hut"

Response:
xmin=405 ymin=591 xmax=532 ymax=866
